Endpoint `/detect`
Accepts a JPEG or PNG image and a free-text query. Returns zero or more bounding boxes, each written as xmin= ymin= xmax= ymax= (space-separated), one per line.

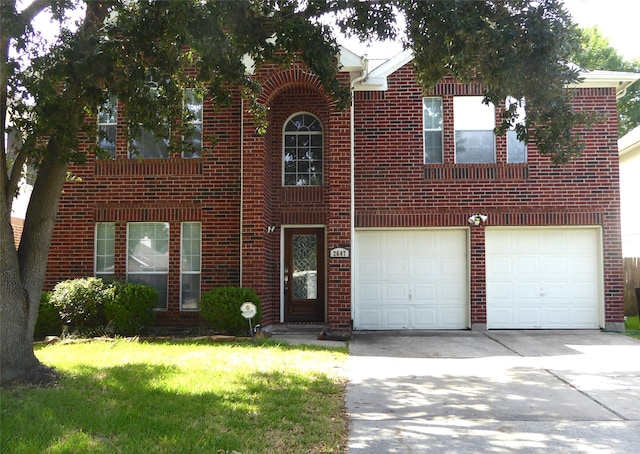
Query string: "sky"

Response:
xmin=564 ymin=0 xmax=639 ymax=60
xmin=340 ymin=0 xmax=640 ymax=63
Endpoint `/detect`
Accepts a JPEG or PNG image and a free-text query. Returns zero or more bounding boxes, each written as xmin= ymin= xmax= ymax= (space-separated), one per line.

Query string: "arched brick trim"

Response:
xmin=258 ymin=67 xmax=331 ymax=106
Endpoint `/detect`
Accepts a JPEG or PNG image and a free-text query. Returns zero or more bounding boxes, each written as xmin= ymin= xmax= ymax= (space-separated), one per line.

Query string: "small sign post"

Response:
xmin=240 ymin=302 xmax=258 ymax=340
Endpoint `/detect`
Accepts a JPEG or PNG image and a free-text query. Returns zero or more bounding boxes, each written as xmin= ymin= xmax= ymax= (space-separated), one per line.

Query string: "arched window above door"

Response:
xmin=283 ymin=113 xmax=323 ymax=186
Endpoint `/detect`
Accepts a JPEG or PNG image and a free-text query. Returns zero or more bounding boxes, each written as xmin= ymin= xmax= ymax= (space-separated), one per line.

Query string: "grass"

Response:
xmin=1 ymin=339 xmax=348 ymax=454
xmin=625 ymin=315 xmax=640 ymax=338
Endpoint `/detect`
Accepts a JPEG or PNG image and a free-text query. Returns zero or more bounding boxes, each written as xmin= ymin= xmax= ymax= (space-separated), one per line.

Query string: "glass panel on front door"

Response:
xmin=284 ymin=228 xmax=325 ymax=322
xmin=292 ymin=234 xmax=318 ymax=300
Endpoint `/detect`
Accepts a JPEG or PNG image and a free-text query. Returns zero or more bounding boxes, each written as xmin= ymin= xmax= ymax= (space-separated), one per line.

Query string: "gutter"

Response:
xmin=349 ymin=57 xmax=368 ymax=325
xmin=240 ymin=98 xmax=244 ymax=286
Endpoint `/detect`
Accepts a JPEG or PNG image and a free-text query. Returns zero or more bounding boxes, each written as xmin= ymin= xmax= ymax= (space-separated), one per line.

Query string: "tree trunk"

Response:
xmin=1 ymin=147 xmax=69 ymax=385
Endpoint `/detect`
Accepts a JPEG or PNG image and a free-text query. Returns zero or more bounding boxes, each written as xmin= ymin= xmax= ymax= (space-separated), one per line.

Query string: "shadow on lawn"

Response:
xmin=3 ymin=360 xmax=344 ymax=454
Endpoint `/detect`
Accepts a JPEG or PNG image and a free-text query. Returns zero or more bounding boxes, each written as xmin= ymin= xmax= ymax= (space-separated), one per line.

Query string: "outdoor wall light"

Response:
xmin=468 ymin=214 xmax=488 ymax=226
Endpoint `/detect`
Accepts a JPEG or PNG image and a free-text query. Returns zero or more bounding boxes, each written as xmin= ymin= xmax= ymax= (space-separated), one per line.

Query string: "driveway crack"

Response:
xmin=545 ymin=369 xmax=629 ymax=421
xmin=481 ymin=331 xmax=524 ymax=356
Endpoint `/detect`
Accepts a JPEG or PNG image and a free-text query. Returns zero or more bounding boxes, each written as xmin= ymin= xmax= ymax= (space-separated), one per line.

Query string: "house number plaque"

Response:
xmin=330 ymin=247 xmax=350 ymax=258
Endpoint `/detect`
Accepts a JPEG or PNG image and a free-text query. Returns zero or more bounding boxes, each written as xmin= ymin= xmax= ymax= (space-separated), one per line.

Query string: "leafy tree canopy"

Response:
xmin=571 ymin=25 xmax=640 ymax=137
xmin=0 ymin=0 xmax=595 ymax=384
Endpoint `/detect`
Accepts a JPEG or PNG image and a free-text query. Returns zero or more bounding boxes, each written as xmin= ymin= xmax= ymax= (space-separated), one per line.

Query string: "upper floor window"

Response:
xmin=97 ymin=96 xmax=117 ymax=159
xmin=283 ymin=113 xmax=323 ymax=186
xmin=129 ymin=84 xmax=169 ymax=159
xmin=454 ymin=96 xmax=495 ymax=164
xmin=423 ymin=97 xmax=444 ymax=164
xmin=129 ymin=124 xmax=170 ymax=159
xmin=506 ymin=97 xmax=527 ymax=163
xmin=183 ymin=89 xmax=203 ymax=158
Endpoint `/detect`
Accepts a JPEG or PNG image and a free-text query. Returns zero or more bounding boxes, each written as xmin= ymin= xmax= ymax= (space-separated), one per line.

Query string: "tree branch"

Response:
xmin=17 ymin=0 xmax=52 ymax=28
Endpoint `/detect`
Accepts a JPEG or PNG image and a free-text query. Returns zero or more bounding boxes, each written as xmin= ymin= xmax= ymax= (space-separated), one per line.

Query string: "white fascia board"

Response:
xmin=619 ymin=125 xmax=640 ymax=159
xmin=569 ymin=70 xmax=640 ymax=99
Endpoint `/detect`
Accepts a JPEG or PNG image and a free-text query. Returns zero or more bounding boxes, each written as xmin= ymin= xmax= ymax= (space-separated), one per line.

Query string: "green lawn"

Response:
xmin=1 ymin=339 xmax=348 ymax=453
xmin=626 ymin=315 xmax=640 ymax=338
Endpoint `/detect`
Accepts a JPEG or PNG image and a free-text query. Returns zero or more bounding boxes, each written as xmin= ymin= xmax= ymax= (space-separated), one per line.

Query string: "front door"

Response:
xmin=284 ymin=228 xmax=325 ymax=322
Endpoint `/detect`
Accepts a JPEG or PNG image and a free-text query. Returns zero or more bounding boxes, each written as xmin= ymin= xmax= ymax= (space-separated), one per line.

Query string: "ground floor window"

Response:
xmin=127 ymin=222 xmax=170 ymax=309
xmin=95 ymin=222 xmax=115 ymax=281
xmin=181 ymin=222 xmax=201 ymax=310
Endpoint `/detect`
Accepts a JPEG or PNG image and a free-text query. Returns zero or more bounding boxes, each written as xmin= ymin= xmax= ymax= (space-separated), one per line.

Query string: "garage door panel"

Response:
xmin=359 ymin=259 xmax=382 ymax=279
xmin=516 ymin=256 xmax=540 ymax=274
xmin=359 ymin=309 xmax=383 ymax=328
xmin=569 ymin=257 xmax=598 ymax=275
xmin=439 ymin=282 xmax=467 ymax=300
xmin=487 ymin=256 xmax=513 ymax=274
xmin=544 ymin=257 xmax=569 ymax=275
xmin=359 ymin=284 xmax=382 ymax=302
xmin=487 ymin=228 xmax=600 ymax=329
xmin=413 ymin=308 xmax=438 ymax=327
xmin=414 ymin=283 xmax=437 ymax=300
xmin=413 ymin=258 xmax=437 ymax=277
xmin=387 ymin=283 xmax=409 ymax=301
xmin=386 ymin=308 xmax=411 ymax=328
xmin=385 ymin=258 xmax=408 ymax=278
xmin=355 ymin=229 xmax=468 ymax=330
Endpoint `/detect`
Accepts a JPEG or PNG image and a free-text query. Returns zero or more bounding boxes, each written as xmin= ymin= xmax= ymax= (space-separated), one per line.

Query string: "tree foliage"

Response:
xmin=571 ymin=25 xmax=640 ymax=137
xmin=1 ymin=0 xmax=590 ymax=384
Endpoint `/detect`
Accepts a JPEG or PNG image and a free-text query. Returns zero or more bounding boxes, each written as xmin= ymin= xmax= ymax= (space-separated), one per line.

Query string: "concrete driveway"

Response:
xmin=346 ymin=330 xmax=640 ymax=453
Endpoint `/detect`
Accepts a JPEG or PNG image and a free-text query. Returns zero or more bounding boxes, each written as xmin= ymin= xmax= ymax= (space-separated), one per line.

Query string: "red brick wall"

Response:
xmin=44 ymin=59 xmax=624 ymax=330
xmin=353 ymin=66 xmax=623 ymax=326
xmin=45 ymin=93 xmax=243 ymax=326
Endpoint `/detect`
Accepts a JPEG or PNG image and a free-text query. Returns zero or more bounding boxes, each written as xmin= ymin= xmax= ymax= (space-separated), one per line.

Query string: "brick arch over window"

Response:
xmin=257 ymin=68 xmax=331 ymax=107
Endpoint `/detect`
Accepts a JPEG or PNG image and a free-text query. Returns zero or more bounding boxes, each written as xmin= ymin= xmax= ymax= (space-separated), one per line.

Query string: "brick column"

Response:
xmin=326 ymin=108 xmax=353 ymax=331
xmin=469 ymin=226 xmax=487 ymax=330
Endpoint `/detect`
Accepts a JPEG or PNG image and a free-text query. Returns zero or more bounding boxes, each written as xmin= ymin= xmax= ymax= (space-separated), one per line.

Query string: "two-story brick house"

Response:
xmin=44 ymin=47 xmax=639 ymax=332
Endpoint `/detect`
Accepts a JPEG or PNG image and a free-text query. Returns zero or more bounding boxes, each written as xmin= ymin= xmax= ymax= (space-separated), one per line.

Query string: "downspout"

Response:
xmin=349 ymin=57 xmax=368 ymax=327
xmin=240 ymin=98 xmax=244 ymax=287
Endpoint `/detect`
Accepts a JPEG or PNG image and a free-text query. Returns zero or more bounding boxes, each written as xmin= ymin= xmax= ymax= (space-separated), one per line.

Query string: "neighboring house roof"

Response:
xmin=348 ymin=49 xmax=640 ymax=96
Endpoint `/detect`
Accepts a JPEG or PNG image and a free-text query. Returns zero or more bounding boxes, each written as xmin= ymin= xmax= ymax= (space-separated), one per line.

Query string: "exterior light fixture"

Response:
xmin=468 ymin=214 xmax=488 ymax=226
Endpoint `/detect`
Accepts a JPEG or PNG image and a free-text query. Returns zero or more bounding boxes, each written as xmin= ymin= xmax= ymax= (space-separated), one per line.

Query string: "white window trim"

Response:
xmin=126 ymin=222 xmax=170 ymax=310
xmin=423 ymin=97 xmax=444 ymax=164
xmin=97 ymin=96 xmax=117 ymax=159
xmin=282 ymin=111 xmax=324 ymax=187
xmin=182 ymin=89 xmax=203 ymax=158
xmin=94 ymin=222 xmax=115 ymax=280
xmin=180 ymin=222 xmax=202 ymax=311
xmin=454 ymin=96 xmax=496 ymax=164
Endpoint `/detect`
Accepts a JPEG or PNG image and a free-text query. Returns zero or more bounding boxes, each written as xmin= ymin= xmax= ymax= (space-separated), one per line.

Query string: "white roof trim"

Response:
xmin=619 ymin=125 xmax=640 ymax=158
xmin=569 ymin=70 xmax=640 ymax=99
xmin=346 ymin=50 xmax=640 ymax=98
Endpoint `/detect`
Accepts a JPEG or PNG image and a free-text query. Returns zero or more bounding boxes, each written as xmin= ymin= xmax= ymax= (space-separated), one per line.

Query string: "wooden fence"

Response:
xmin=624 ymin=257 xmax=640 ymax=316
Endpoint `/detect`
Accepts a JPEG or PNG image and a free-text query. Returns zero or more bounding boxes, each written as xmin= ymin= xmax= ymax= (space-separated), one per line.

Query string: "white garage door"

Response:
xmin=354 ymin=229 xmax=468 ymax=330
xmin=486 ymin=228 xmax=601 ymax=329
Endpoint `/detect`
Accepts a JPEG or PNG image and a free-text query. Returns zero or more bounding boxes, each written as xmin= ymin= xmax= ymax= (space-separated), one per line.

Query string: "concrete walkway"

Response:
xmin=346 ymin=330 xmax=640 ymax=453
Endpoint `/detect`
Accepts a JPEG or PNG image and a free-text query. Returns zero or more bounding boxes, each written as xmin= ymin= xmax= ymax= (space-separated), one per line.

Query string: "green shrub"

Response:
xmin=199 ymin=287 xmax=262 ymax=335
xmin=104 ymin=282 xmax=158 ymax=335
xmin=34 ymin=291 xmax=62 ymax=339
xmin=50 ymin=277 xmax=108 ymax=330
